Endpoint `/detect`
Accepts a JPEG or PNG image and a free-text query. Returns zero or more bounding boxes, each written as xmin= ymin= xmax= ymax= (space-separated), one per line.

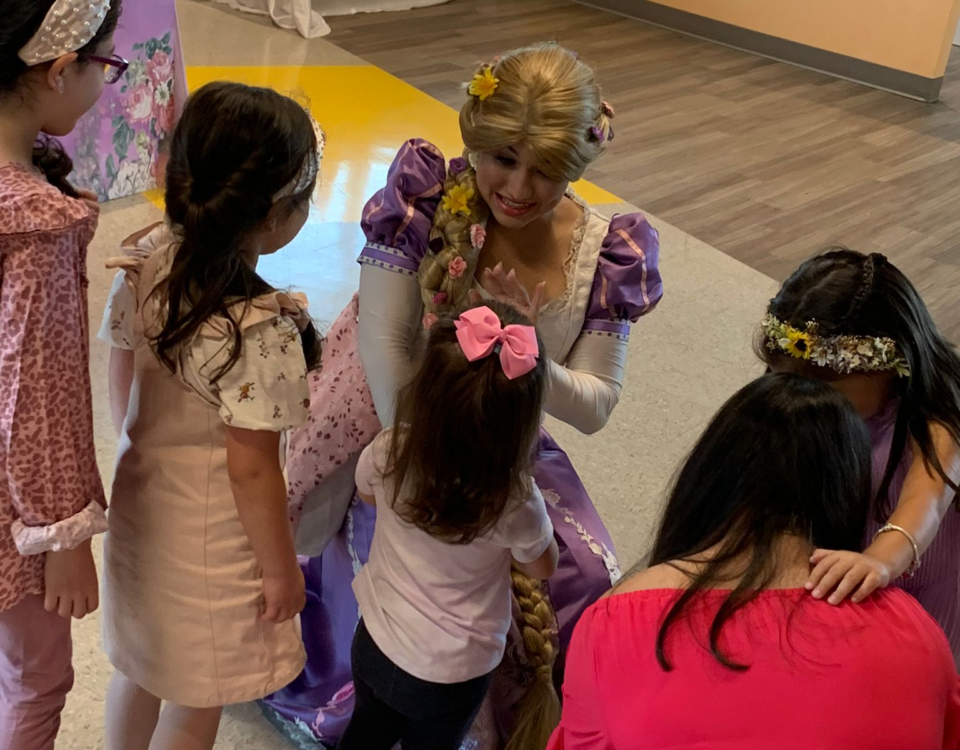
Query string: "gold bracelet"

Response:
xmin=873 ymin=524 xmax=921 ymax=578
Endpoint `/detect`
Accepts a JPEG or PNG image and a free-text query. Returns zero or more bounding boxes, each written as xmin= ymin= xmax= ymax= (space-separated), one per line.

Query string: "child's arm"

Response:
xmin=2 ymin=219 xmax=106 ymax=620
xmin=808 ymin=423 xmax=959 ymax=604
xmin=355 ymin=434 xmax=385 ymax=508
xmin=108 ymin=347 xmax=135 ymax=437
xmin=509 ymin=481 xmax=559 ymax=580
xmin=226 ymin=426 xmax=305 ymax=623
xmin=514 ymin=537 xmax=559 ymax=580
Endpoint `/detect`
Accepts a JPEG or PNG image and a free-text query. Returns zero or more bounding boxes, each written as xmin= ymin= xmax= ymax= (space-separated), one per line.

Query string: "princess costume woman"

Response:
xmin=262 ymin=43 xmax=663 ymax=748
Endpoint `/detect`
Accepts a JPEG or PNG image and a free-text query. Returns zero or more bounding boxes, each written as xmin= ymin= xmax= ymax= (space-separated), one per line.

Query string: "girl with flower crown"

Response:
xmin=263 ymin=43 xmax=663 ymax=749
xmin=0 ymin=1 xmax=123 ymax=747
xmin=760 ymin=248 xmax=960 ymax=663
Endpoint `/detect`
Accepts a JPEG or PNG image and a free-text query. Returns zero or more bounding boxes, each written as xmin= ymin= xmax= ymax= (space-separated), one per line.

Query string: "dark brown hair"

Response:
xmin=384 ymin=301 xmax=547 ymax=544
xmin=0 ymin=0 xmax=124 ymax=197
xmin=760 ymin=247 xmax=960 ymax=516
xmin=154 ymin=81 xmax=322 ymax=380
xmin=646 ymin=373 xmax=873 ymax=671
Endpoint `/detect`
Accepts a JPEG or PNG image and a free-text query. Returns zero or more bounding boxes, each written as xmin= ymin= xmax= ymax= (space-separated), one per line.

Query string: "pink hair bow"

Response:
xmin=455 ymin=306 xmax=539 ymax=380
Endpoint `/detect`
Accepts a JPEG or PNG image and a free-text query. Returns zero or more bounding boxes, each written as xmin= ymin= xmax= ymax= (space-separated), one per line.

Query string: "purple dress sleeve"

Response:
xmin=583 ymin=213 xmax=663 ymax=340
xmin=358 ymin=139 xmax=448 ymax=278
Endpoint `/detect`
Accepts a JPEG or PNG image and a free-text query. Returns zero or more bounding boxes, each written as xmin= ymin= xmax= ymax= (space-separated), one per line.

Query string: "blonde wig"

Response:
xmin=418 ymin=43 xmax=613 ymax=314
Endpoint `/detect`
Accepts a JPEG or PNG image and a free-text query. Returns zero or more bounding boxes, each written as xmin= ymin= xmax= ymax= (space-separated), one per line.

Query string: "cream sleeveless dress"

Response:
xmin=99 ymin=227 xmax=309 ymax=707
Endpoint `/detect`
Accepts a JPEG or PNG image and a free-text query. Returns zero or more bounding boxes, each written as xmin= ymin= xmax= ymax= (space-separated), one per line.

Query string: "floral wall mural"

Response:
xmin=61 ymin=2 xmax=187 ymax=201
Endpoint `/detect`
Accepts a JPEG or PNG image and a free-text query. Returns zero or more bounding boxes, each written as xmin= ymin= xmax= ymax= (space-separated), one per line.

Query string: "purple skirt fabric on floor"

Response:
xmin=261 ymin=301 xmax=621 ymax=748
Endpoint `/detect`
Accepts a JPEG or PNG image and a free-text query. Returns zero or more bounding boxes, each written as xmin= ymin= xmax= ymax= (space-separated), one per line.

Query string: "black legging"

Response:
xmin=338 ymin=620 xmax=492 ymax=750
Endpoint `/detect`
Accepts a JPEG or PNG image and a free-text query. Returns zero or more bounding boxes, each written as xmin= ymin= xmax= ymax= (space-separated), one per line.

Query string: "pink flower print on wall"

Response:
xmin=147 ymin=50 xmax=173 ymax=86
xmin=128 ymin=85 xmax=154 ymax=123
xmin=101 ymin=32 xmax=178 ymax=200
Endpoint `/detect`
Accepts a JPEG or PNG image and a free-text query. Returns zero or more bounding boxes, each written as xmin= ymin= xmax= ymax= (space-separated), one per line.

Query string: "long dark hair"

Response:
xmin=155 ymin=81 xmax=322 ymax=379
xmin=647 ymin=373 xmax=872 ymax=671
xmin=0 ymin=0 xmax=123 ymax=196
xmin=761 ymin=247 xmax=960 ymax=515
xmin=385 ymin=301 xmax=547 ymax=544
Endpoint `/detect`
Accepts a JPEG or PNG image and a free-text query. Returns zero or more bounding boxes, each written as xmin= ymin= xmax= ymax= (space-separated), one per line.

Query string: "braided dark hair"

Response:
xmin=0 ymin=0 xmax=124 ymax=197
xmin=155 ymin=81 xmax=322 ymax=380
xmin=843 ymin=252 xmax=881 ymax=325
xmin=761 ymin=246 xmax=960 ymax=516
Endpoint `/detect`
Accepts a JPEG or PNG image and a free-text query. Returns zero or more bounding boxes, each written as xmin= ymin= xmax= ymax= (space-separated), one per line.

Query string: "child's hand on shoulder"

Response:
xmin=261 ymin=562 xmax=306 ymax=624
xmin=44 ymin=538 xmax=99 ymax=619
xmin=806 ymin=549 xmax=891 ymax=605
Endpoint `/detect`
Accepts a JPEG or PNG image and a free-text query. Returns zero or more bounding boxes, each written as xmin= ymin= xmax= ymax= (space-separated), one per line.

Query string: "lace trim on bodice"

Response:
xmin=539 ymin=189 xmax=590 ymax=318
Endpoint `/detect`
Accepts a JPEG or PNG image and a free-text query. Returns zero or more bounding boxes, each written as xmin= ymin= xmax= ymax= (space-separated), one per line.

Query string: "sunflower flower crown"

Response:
xmin=761 ymin=314 xmax=911 ymax=378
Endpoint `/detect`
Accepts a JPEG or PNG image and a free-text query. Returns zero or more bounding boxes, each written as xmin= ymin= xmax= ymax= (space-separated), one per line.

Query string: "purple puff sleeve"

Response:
xmin=583 ymin=213 xmax=663 ymax=340
xmin=358 ymin=139 xmax=448 ymax=278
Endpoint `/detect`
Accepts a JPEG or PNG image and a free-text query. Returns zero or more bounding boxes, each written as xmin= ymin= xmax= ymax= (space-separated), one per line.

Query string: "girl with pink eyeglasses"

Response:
xmin=0 ymin=1 xmax=125 ymax=747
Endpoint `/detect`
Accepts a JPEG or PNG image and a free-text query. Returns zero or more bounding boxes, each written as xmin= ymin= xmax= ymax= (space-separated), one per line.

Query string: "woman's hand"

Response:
xmin=44 ymin=539 xmax=99 ymax=619
xmin=472 ymin=263 xmax=546 ymax=324
xmin=261 ymin=562 xmax=306 ymax=624
xmin=806 ymin=549 xmax=891 ymax=605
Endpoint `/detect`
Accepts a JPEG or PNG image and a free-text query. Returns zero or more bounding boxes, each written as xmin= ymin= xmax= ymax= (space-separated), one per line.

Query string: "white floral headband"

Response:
xmin=273 ymin=114 xmax=326 ymax=202
xmin=19 ymin=0 xmax=112 ymax=66
xmin=761 ymin=314 xmax=910 ymax=377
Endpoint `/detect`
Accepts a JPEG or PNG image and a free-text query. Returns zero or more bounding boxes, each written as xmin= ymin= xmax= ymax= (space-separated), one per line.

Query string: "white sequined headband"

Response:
xmin=18 ymin=0 xmax=112 ymax=66
xmin=273 ymin=114 xmax=326 ymax=202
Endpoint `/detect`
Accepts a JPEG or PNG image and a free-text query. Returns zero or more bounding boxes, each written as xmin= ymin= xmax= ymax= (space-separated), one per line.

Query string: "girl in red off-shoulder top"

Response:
xmin=550 ymin=374 xmax=960 ymax=750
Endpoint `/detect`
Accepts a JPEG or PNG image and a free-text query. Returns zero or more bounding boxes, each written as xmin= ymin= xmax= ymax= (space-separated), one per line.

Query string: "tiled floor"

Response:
xmin=59 ymin=1 xmax=776 ymax=746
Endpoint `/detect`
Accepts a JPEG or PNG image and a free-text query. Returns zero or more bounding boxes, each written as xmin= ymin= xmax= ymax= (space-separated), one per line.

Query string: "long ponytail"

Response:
xmin=155 ymin=82 xmax=323 ymax=378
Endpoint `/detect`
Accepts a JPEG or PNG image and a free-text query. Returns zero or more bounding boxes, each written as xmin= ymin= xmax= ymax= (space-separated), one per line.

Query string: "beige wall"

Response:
xmin=652 ymin=0 xmax=960 ymax=77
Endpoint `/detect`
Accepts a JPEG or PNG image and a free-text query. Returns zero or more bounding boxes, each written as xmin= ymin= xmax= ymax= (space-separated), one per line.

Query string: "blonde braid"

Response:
xmin=418 ymin=160 xmax=489 ymax=314
xmin=505 ymin=569 xmax=561 ymax=750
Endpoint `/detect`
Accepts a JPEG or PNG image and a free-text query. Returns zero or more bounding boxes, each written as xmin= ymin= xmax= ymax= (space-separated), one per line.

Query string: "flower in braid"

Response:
xmin=418 ymin=158 xmax=488 ymax=314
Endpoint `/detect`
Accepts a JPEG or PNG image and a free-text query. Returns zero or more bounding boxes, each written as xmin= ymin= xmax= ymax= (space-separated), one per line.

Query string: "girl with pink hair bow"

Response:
xmin=339 ymin=301 xmax=559 ymax=750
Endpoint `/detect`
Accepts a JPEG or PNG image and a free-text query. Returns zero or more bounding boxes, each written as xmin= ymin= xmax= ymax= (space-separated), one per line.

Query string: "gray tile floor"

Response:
xmin=57 ymin=2 xmax=777 ymax=746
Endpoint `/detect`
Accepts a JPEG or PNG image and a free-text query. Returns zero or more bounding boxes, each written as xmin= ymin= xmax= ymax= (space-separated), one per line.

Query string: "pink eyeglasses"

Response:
xmin=81 ymin=54 xmax=130 ymax=85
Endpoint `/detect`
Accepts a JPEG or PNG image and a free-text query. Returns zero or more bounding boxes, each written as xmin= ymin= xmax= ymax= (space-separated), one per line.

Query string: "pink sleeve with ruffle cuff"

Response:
xmin=11 ymin=501 xmax=107 ymax=555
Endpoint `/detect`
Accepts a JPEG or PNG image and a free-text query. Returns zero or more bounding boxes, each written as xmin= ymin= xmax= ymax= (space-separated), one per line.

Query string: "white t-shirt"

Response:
xmin=352 ymin=429 xmax=554 ymax=684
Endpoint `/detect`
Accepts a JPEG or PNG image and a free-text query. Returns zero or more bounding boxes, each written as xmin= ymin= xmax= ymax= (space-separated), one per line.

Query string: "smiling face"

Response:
xmin=473 ymin=143 xmax=569 ymax=229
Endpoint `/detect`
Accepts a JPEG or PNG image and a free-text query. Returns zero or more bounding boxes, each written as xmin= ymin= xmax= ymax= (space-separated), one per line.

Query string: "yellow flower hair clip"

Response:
xmin=469 ymin=67 xmax=499 ymax=101
xmin=442 ymin=184 xmax=475 ymax=217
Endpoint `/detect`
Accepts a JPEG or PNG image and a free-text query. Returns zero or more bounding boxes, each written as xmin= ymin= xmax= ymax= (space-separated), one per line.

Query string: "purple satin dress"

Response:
xmin=865 ymin=400 xmax=960 ymax=665
xmin=260 ymin=139 xmax=663 ymax=748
